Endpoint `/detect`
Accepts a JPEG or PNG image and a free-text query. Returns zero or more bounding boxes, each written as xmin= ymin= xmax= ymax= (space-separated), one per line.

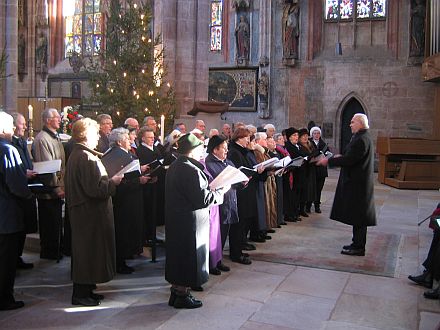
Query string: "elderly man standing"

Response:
xmin=317 ymin=113 xmax=376 ymax=256
xmin=32 ymin=108 xmax=66 ymax=260
xmin=96 ymin=114 xmax=113 ymax=153
xmin=0 ymin=111 xmax=32 ymax=310
xmin=11 ymin=113 xmax=37 ymax=269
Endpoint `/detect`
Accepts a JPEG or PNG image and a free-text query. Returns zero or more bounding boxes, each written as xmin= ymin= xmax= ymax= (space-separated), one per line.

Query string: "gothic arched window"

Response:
xmin=64 ymin=0 xmax=103 ymax=57
xmin=325 ymin=0 xmax=386 ymax=21
xmin=210 ymin=0 xmax=223 ymax=51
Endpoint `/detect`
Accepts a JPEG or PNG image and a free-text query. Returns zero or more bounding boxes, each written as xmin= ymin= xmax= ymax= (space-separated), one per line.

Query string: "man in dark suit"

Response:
xmin=317 ymin=113 xmax=376 ymax=256
xmin=0 ymin=111 xmax=32 ymax=310
xmin=11 ymin=113 xmax=37 ymax=269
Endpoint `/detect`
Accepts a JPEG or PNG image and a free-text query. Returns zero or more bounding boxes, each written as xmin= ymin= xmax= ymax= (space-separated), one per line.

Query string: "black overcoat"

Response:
xmin=165 ymin=155 xmax=223 ymax=287
xmin=329 ymin=129 xmax=377 ymax=227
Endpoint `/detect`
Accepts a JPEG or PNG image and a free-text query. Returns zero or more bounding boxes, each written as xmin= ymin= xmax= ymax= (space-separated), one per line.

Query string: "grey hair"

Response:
xmin=264 ymin=124 xmax=275 ymax=130
xmin=353 ymin=113 xmax=369 ymax=129
xmin=96 ymin=113 xmax=112 ymax=124
xmin=10 ymin=112 xmax=24 ymax=124
xmin=42 ymin=108 xmax=59 ymax=123
xmin=273 ymin=133 xmax=283 ymax=141
xmin=246 ymin=125 xmax=257 ymax=134
xmin=254 ymin=132 xmax=267 ymax=142
xmin=143 ymin=116 xmax=155 ymax=126
xmin=108 ymin=127 xmax=129 ymax=147
xmin=209 ymin=128 xmax=219 ymax=138
xmin=138 ymin=126 xmax=154 ymax=140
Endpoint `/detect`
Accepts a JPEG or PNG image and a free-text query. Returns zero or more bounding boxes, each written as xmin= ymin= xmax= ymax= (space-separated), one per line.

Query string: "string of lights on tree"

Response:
xmin=84 ymin=0 xmax=176 ymax=127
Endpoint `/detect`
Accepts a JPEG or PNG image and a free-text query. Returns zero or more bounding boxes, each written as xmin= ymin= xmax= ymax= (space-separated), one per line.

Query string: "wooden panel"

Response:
xmin=377 ymin=137 xmax=440 ymax=155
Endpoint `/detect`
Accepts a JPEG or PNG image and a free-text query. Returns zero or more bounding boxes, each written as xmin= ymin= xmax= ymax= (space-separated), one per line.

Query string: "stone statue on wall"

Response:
xmin=232 ymin=0 xmax=251 ymax=9
xmin=18 ymin=0 xmax=26 ymax=27
xmin=235 ymin=15 xmax=250 ymax=65
xmin=36 ymin=33 xmax=48 ymax=73
xmin=18 ymin=33 xmax=26 ymax=75
xmin=410 ymin=0 xmax=426 ymax=57
xmin=282 ymin=2 xmax=300 ymax=60
xmin=258 ymin=71 xmax=269 ymax=118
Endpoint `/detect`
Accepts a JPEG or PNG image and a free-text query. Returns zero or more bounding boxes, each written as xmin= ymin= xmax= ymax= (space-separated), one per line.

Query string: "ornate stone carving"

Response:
xmin=259 ymin=56 xmax=269 ymax=67
xmin=18 ymin=33 xmax=26 ymax=81
xmin=258 ymin=71 xmax=270 ymax=119
xmin=410 ymin=0 xmax=426 ymax=57
xmin=232 ymin=0 xmax=251 ymax=9
xmin=35 ymin=32 xmax=48 ymax=80
xmin=69 ymin=52 xmax=84 ymax=74
xmin=282 ymin=2 xmax=300 ymax=62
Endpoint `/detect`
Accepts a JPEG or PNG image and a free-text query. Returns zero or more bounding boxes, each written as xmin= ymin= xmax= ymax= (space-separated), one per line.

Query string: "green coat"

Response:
xmin=65 ymin=143 xmax=116 ymax=284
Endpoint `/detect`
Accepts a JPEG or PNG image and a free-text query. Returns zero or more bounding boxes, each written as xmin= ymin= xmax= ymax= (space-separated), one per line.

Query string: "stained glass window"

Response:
xmin=210 ymin=1 xmax=223 ymax=51
xmin=64 ymin=0 xmax=102 ymax=57
xmin=325 ymin=0 xmax=386 ymax=20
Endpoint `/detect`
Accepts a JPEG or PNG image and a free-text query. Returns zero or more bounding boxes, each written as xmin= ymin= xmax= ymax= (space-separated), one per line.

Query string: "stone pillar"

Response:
xmin=157 ymin=0 xmax=209 ymax=119
xmin=258 ymin=0 xmax=271 ymax=119
xmin=4 ymin=0 xmax=18 ymax=113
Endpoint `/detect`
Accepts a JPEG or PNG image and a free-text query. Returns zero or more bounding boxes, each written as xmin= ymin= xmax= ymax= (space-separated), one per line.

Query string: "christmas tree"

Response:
xmin=84 ymin=0 xmax=175 ymax=127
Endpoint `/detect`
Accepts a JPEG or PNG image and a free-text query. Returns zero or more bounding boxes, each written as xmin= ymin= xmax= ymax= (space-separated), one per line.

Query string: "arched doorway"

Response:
xmin=340 ymin=98 xmax=365 ymax=153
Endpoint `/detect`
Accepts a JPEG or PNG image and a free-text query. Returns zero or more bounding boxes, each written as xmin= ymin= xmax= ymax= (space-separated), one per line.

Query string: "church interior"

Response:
xmin=1 ymin=0 xmax=440 ymax=328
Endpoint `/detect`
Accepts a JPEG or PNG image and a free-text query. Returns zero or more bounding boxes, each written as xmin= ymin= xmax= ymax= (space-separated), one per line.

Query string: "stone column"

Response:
xmin=258 ymin=0 xmax=271 ymax=118
xmin=4 ymin=0 xmax=18 ymax=112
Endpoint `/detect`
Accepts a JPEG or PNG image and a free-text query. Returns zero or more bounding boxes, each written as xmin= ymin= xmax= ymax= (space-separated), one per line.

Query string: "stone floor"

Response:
xmin=1 ymin=169 xmax=440 ymax=330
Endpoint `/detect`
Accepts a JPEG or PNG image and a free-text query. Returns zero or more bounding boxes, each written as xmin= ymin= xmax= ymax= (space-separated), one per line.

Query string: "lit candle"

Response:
xmin=63 ymin=107 xmax=68 ymax=121
xmin=160 ymin=115 xmax=165 ymax=144
xmin=28 ymin=105 xmax=33 ymax=120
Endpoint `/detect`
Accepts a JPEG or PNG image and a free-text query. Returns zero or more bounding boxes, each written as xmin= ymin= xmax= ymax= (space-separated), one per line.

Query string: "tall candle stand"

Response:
xmin=28 ymin=119 xmax=34 ymax=141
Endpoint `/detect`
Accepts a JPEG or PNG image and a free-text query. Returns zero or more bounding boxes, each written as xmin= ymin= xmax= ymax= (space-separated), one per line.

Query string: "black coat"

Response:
xmin=165 ymin=156 xmax=223 ymax=287
xmin=329 ymin=129 xmax=377 ymax=227
xmin=103 ymin=147 xmax=144 ymax=259
xmin=310 ymin=138 xmax=329 ymax=179
xmin=11 ymin=136 xmax=37 ymax=233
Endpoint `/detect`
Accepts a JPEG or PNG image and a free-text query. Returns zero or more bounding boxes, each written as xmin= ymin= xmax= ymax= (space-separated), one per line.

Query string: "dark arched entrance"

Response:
xmin=340 ymin=98 xmax=365 ymax=153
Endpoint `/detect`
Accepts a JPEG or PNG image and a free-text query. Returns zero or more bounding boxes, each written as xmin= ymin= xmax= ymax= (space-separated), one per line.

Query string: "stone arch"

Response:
xmin=334 ymin=92 xmax=369 ymax=153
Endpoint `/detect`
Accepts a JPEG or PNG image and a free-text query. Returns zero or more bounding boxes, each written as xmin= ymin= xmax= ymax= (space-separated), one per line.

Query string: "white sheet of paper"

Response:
xmin=274 ymin=156 xmax=292 ymax=168
xmin=290 ymin=156 xmax=304 ymax=167
xmin=209 ymin=165 xmax=249 ymax=190
xmin=115 ymin=159 xmax=141 ymax=177
xmin=253 ymin=157 xmax=279 ymax=170
xmin=33 ymin=159 xmax=62 ymax=174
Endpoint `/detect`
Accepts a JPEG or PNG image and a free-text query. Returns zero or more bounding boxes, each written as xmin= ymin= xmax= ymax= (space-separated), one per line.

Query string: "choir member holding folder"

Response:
xmin=102 ymin=128 xmax=150 ymax=275
xmin=65 ymin=118 xmax=123 ymax=307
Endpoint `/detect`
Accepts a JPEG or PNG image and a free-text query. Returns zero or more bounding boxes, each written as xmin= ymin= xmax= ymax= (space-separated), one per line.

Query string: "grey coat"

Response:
xmin=329 ymin=129 xmax=377 ymax=227
xmin=165 ymin=155 xmax=223 ymax=287
xmin=65 ymin=143 xmax=117 ymax=284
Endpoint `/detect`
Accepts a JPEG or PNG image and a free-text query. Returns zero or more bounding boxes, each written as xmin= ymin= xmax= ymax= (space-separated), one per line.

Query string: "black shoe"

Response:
xmin=231 ymin=255 xmax=252 ymax=265
xmin=279 ymin=222 xmax=287 ymax=225
xmin=173 ymin=294 xmax=203 ymax=309
xmin=217 ymin=262 xmax=230 ymax=272
xmin=267 ymin=229 xmax=276 ymax=233
xmin=264 ymin=235 xmax=272 ymax=240
xmin=343 ymin=244 xmax=357 ymax=250
xmin=191 ymin=286 xmax=203 ymax=292
xmin=424 ymin=286 xmax=440 ymax=300
xmin=277 ymin=225 xmax=282 ymax=228
xmin=315 ymin=206 xmax=322 ymax=213
xmin=0 ymin=300 xmax=24 ymax=311
xmin=249 ymin=236 xmax=265 ymax=243
xmin=40 ymin=252 xmax=63 ymax=260
xmin=117 ymin=264 xmax=134 ymax=274
xmin=242 ymin=253 xmax=250 ymax=257
xmin=209 ymin=268 xmax=221 ymax=275
xmin=90 ymin=293 xmax=104 ymax=300
xmin=17 ymin=257 xmax=34 ymax=270
xmin=72 ymin=297 xmax=100 ymax=306
xmin=299 ymin=211 xmax=309 ymax=217
xmin=285 ymin=217 xmax=297 ymax=222
xmin=305 ymin=207 xmax=311 ymax=213
xmin=168 ymin=288 xmax=177 ymax=306
xmin=341 ymin=248 xmax=365 ymax=256
xmin=242 ymin=243 xmax=256 ymax=251
xmin=408 ymin=271 xmax=433 ymax=288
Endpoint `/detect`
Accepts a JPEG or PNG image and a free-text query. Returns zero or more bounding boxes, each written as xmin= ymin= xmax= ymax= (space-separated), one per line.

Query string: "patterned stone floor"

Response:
xmin=1 ymin=169 xmax=440 ymax=329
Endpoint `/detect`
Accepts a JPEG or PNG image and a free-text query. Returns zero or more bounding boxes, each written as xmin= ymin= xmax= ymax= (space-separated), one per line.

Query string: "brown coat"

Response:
xmin=65 ymin=143 xmax=117 ymax=284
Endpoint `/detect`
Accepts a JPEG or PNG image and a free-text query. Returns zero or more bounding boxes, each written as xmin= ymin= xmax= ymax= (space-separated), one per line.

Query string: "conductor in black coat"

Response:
xmin=317 ymin=114 xmax=376 ymax=256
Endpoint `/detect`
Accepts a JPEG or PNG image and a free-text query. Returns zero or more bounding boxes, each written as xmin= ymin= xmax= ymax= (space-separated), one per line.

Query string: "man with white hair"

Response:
xmin=317 ymin=113 xmax=376 ymax=256
xmin=96 ymin=114 xmax=113 ymax=153
xmin=32 ymin=108 xmax=66 ymax=260
xmin=124 ymin=118 xmax=140 ymax=132
xmin=264 ymin=124 xmax=276 ymax=138
xmin=194 ymin=120 xmax=206 ymax=134
xmin=0 ymin=111 xmax=32 ymax=310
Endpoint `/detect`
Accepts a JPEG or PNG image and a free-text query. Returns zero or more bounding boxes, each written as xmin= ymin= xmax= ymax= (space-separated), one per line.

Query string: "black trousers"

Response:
xmin=314 ymin=177 xmax=326 ymax=206
xmin=0 ymin=232 xmax=20 ymax=305
xmin=37 ymin=198 xmax=63 ymax=257
xmin=352 ymin=226 xmax=367 ymax=249
xmin=17 ymin=232 xmax=26 ymax=258
xmin=220 ymin=223 xmax=242 ymax=259
xmin=423 ymin=230 xmax=440 ymax=272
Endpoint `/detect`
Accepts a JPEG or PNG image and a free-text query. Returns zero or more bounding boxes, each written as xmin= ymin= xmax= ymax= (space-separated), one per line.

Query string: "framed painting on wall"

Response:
xmin=208 ymin=68 xmax=258 ymax=112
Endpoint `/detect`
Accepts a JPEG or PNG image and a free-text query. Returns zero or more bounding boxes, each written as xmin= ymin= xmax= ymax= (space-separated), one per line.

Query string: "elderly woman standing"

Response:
xmin=65 ymin=118 xmax=122 ymax=307
xmin=103 ymin=128 xmax=149 ymax=274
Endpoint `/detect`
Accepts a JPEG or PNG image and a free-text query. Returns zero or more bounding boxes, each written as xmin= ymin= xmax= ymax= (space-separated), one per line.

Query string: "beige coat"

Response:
xmin=65 ymin=143 xmax=116 ymax=284
xmin=32 ymin=127 xmax=65 ymax=199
